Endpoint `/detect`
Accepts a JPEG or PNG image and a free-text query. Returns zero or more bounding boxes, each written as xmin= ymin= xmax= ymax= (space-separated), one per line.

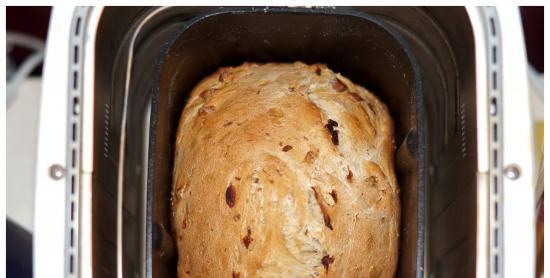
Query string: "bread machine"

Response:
xmin=34 ymin=6 xmax=536 ymax=278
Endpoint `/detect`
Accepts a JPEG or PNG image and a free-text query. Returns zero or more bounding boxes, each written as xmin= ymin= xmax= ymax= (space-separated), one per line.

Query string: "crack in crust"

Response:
xmin=311 ymin=186 xmax=333 ymax=230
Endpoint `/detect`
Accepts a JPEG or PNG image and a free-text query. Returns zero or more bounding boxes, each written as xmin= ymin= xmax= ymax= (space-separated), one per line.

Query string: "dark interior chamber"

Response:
xmin=93 ymin=6 xmax=477 ymax=278
xmin=151 ymin=7 xmax=422 ymax=278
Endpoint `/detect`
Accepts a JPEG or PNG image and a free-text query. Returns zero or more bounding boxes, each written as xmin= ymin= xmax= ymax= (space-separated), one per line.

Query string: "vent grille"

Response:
xmin=66 ymin=8 xmax=86 ymax=277
xmin=485 ymin=7 xmax=504 ymax=277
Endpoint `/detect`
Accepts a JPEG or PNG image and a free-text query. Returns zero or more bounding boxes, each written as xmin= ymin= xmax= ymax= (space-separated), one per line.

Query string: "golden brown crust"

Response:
xmin=172 ymin=62 xmax=399 ymax=277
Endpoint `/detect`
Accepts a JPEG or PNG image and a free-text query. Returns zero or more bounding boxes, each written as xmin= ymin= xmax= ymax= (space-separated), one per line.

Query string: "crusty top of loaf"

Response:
xmin=172 ymin=62 xmax=399 ymax=277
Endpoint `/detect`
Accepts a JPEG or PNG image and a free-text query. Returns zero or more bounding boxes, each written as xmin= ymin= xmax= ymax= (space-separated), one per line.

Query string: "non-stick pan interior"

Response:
xmin=150 ymin=7 xmax=422 ymax=277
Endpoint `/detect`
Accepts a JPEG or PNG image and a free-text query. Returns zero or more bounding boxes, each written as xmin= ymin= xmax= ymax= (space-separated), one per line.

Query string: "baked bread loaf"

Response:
xmin=172 ymin=62 xmax=400 ymax=277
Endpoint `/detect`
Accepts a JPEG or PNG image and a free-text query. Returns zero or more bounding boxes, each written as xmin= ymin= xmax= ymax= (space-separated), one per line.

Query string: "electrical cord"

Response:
xmin=6 ymin=31 xmax=45 ymax=108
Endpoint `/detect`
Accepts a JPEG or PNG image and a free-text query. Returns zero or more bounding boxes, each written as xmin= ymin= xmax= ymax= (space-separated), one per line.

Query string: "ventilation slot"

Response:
xmin=75 ymin=17 xmax=81 ymax=36
xmin=73 ymin=71 xmax=78 ymax=90
xmin=493 ymin=123 xmax=498 ymax=142
xmin=71 ymin=202 xmax=75 ymax=221
xmin=73 ymin=97 xmax=80 ymax=116
xmin=71 ymin=149 xmax=76 ymax=168
xmin=70 ymin=228 xmax=74 ymax=247
xmin=489 ymin=17 xmax=496 ymax=36
xmin=494 ymin=203 xmax=498 ymax=221
xmin=494 ymin=229 xmax=498 ymax=247
xmin=70 ymin=254 xmax=74 ymax=274
xmin=74 ymin=45 xmax=79 ymax=64
xmin=72 ymin=123 xmax=77 ymax=142
xmin=490 ymin=98 xmax=497 ymax=116
xmin=71 ymin=175 xmax=75 ymax=194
